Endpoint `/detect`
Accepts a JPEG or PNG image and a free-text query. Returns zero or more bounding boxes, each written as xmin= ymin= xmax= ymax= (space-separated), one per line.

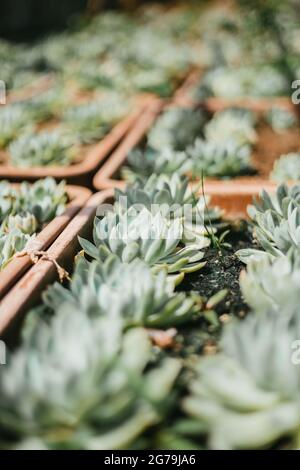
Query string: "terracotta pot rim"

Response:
xmin=0 ymin=184 xmax=91 ymax=301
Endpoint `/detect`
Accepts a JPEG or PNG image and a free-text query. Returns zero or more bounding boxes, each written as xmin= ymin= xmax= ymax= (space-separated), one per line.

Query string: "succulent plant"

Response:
xmin=129 ymin=68 xmax=174 ymax=97
xmin=0 ymin=229 xmax=33 ymax=270
xmin=204 ymin=108 xmax=257 ymax=146
xmin=182 ymin=310 xmax=300 ymax=449
xmin=240 ymin=252 xmax=300 ymax=315
xmin=271 ymin=153 xmax=300 ymax=183
xmin=147 ymin=107 xmax=207 ymax=152
xmin=0 ymin=306 xmax=181 ymax=449
xmin=116 ymin=174 xmax=194 ymax=211
xmin=236 ymin=184 xmax=300 ymax=263
xmin=199 ymin=65 xmax=289 ymax=98
xmin=63 ymin=95 xmax=128 ymax=144
xmin=2 ymin=212 xmax=38 ymax=235
xmin=124 ymin=28 xmax=191 ymax=76
xmin=9 ymin=130 xmax=76 ymax=167
xmin=115 ymin=174 xmax=224 ymax=238
xmin=74 ymin=61 xmax=124 ymax=91
xmin=43 ymin=255 xmax=205 ymax=329
xmin=266 ymin=107 xmax=297 ymax=133
xmin=0 ymin=178 xmax=67 ymax=269
xmin=0 ymin=105 xmax=33 ymax=149
xmin=0 ymin=178 xmax=67 ymax=227
xmin=122 ymin=147 xmax=192 ymax=182
xmin=0 ymin=181 xmax=19 ymax=222
xmin=79 ymin=206 xmax=209 ymax=275
xmin=39 ymin=34 xmax=75 ymax=70
xmin=18 ymin=178 xmax=68 ymax=225
xmin=187 ymin=138 xmax=251 ymax=178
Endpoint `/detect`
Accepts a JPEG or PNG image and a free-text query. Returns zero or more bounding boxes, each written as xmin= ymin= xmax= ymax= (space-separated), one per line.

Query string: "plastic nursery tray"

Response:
xmin=0 ymin=184 xmax=91 ymax=301
xmin=93 ymin=98 xmax=300 ymax=191
xmin=0 ymin=182 xmax=277 ymax=342
xmin=0 ymin=99 xmax=148 ymax=187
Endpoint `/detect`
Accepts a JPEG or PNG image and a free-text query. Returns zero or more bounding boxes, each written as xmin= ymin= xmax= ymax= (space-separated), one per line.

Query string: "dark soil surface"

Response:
xmin=179 ymin=221 xmax=254 ymax=315
xmin=171 ymin=221 xmax=256 ymax=358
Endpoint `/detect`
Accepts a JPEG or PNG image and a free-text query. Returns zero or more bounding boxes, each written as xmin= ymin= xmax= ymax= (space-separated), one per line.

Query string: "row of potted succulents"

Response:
xmin=93 ymin=100 xmax=300 ymax=190
xmin=0 ymin=2 xmax=218 ymax=184
xmin=0 ymin=178 xmax=91 ymax=299
xmin=0 ymin=88 xmax=139 ymax=185
xmin=0 ymin=0 xmax=299 ymax=451
xmin=0 ymin=1 xmax=299 ymax=184
xmin=2 ymin=172 xmax=300 ymax=449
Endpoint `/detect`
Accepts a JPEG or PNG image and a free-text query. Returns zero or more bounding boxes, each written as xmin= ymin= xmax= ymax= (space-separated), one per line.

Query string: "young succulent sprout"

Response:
xmin=0 ymin=304 xmax=181 ymax=449
xmin=0 ymin=105 xmax=33 ymax=149
xmin=266 ymin=107 xmax=297 ymax=133
xmin=122 ymin=147 xmax=192 ymax=182
xmin=236 ymin=183 xmax=300 ymax=263
xmin=271 ymin=153 xmax=300 ymax=183
xmin=182 ymin=310 xmax=300 ymax=450
xmin=240 ymin=251 xmax=300 ymax=315
xmin=79 ymin=206 xmax=208 ymax=275
xmin=147 ymin=107 xmax=207 ymax=151
xmin=43 ymin=255 xmax=208 ymax=329
xmin=187 ymin=138 xmax=252 ymax=178
xmin=9 ymin=130 xmax=77 ymax=168
xmin=204 ymin=107 xmax=258 ymax=146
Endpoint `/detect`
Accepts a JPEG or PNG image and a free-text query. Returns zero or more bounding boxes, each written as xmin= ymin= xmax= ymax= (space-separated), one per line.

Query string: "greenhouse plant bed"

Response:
xmin=0 ymin=184 xmax=91 ymax=301
xmin=0 ymin=103 xmax=146 ymax=187
xmin=93 ymin=98 xmax=299 ymax=191
xmin=0 ymin=182 xmax=273 ymax=342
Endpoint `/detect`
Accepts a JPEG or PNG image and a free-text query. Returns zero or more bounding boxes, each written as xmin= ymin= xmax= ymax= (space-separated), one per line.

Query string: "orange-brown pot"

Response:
xmin=0 ymin=184 xmax=91 ymax=301
xmin=0 ymin=107 xmax=145 ymax=187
